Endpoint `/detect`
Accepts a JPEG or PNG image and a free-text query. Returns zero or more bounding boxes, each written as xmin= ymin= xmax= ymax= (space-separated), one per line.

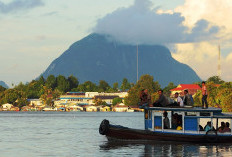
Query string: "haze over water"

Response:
xmin=0 ymin=112 xmax=232 ymax=156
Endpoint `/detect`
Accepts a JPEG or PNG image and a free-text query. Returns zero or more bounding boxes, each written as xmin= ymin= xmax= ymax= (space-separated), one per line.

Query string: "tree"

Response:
xmin=53 ymin=89 xmax=63 ymax=100
xmin=207 ymin=76 xmax=224 ymax=84
xmin=15 ymin=90 xmax=28 ymax=109
xmin=112 ymin=97 xmax=122 ymax=106
xmin=68 ymin=75 xmax=79 ymax=90
xmin=112 ymin=82 xmax=119 ymax=91
xmin=0 ymin=85 xmax=6 ymax=92
xmin=94 ymin=98 xmax=107 ymax=106
xmin=56 ymin=75 xmax=70 ymax=93
xmin=38 ymin=76 xmax=45 ymax=86
xmin=27 ymin=80 xmax=43 ymax=98
xmin=40 ymin=86 xmax=53 ymax=106
xmin=46 ymin=75 xmax=56 ymax=89
xmin=120 ymin=78 xmax=131 ymax=91
xmin=98 ymin=80 xmax=111 ymax=92
xmin=163 ymin=82 xmax=176 ymax=96
xmin=77 ymin=81 xmax=98 ymax=92
xmin=124 ymin=74 xmax=160 ymax=107
xmin=0 ymin=89 xmax=19 ymax=104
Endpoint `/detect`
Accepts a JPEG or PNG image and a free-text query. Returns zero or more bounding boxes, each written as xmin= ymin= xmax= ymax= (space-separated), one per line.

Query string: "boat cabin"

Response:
xmin=144 ymin=107 xmax=232 ymax=135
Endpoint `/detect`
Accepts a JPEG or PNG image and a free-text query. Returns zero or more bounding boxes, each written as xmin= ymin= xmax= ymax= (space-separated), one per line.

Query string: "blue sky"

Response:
xmin=0 ymin=0 xmax=231 ymax=86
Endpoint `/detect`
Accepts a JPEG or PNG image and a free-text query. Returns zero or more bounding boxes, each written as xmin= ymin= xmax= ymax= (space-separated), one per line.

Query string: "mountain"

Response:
xmin=0 ymin=81 xmax=9 ymax=88
xmin=42 ymin=33 xmax=201 ymax=87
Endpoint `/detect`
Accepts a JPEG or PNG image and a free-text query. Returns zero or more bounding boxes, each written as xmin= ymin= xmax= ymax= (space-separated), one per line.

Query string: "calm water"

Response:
xmin=0 ymin=112 xmax=232 ymax=157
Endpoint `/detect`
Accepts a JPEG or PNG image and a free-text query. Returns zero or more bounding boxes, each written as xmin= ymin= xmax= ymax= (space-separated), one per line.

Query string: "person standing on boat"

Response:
xmin=139 ymin=89 xmax=151 ymax=108
xmin=153 ymin=90 xmax=169 ymax=107
xmin=163 ymin=111 xmax=170 ymax=129
xmin=202 ymin=81 xmax=208 ymax=109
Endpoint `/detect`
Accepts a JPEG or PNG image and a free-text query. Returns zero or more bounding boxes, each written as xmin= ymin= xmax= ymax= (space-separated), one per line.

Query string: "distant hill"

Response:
xmin=42 ymin=33 xmax=201 ymax=87
xmin=0 ymin=81 xmax=8 ymax=88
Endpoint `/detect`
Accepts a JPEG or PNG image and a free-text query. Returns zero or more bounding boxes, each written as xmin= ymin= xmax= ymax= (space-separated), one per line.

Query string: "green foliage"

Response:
xmin=163 ymin=82 xmax=176 ymax=96
xmin=46 ymin=75 xmax=56 ymax=89
xmin=0 ymin=89 xmax=19 ymax=104
xmin=0 ymin=85 xmax=6 ymax=92
xmin=56 ymin=75 xmax=70 ymax=93
xmin=124 ymin=74 xmax=160 ymax=107
xmin=77 ymin=81 xmax=98 ymax=92
xmin=112 ymin=97 xmax=122 ymax=106
xmin=38 ymin=76 xmax=45 ymax=86
xmin=1 ymin=74 xmax=232 ymax=112
xmin=112 ymin=82 xmax=119 ymax=91
xmin=94 ymin=98 xmax=107 ymax=106
xmin=68 ymin=75 xmax=79 ymax=90
xmin=120 ymin=78 xmax=131 ymax=91
xmin=98 ymin=80 xmax=111 ymax=92
xmin=40 ymin=86 xmax=53 ymax=106
xmin=207 ymin=76 xmax=224 ymax=84
xmin=193 ymin=81 xmax=232 ymax=111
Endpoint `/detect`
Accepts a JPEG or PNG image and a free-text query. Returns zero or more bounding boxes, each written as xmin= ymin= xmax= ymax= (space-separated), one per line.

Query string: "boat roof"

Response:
xmin=146 ymin=107 xmax=232 ymax=118
xmin=147 ymin=106 xmax=222 ymax=113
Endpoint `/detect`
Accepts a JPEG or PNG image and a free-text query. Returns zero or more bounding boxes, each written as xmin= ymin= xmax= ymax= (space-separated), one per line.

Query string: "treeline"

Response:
xmin=0 ymin=75 xmax=132 ymax=108
xmin=0 ymin=74 xmax=231 ymax=111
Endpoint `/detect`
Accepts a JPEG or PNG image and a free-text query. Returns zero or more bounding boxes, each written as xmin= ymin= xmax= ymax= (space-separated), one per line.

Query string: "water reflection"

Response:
xmin=100 ymin=141 xmax=232 ymax=157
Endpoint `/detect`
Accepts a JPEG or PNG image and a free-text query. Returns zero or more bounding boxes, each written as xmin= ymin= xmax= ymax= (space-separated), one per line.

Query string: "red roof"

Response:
xmin=170 ymin=84 xmax=201 ymax=91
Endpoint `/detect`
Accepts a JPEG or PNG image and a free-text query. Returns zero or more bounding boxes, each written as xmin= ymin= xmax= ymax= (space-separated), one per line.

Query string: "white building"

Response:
xmin=55 ymin=92 xmax=128 ymax=107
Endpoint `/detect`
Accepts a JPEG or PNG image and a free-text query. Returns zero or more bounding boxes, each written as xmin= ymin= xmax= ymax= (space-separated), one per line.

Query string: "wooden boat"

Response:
xmin=99 ymin=107 xmax=232 ymax=143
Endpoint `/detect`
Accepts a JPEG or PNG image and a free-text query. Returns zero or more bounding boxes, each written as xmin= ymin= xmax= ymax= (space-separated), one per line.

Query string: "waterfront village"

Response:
xmin=0 ymin=84 xmax=202 ymax=112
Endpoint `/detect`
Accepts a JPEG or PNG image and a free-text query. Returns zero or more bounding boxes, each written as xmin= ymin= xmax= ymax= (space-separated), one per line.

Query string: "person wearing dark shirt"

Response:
xmin=218 ymin=122 xmax=225 ymax=133
xmin=153 ymin=90 xmax=169 ymax=107
xmin=163 ymin=111 xmax=170 ymax=129
xmin=223 ymin=122 xmax=231 ymax=132
xmin=183 ymin=90 xmax=193 ymax=106
xmin=139 ymin=89 xmax=151 ymax=108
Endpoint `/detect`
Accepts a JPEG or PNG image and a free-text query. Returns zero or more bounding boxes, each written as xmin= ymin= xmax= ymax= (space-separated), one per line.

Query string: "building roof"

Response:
xmin=94 ymin=95 xmax=119 ymax=99
xmin=114 ymin=103 xmax=128 ymax=108
xmin=170 ymin=84 xmax=201 ymax=91
xmin=66 ymin=92 xmax=85 ymax=96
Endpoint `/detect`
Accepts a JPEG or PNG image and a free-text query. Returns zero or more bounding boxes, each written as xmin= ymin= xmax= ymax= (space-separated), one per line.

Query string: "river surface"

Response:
xmin=0 ymin=112 xmax=232 ymax=157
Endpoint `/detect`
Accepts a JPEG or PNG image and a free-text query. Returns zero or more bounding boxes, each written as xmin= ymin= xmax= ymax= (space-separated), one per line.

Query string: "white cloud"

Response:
xmin=175 ymin=0 xmax=232 ymax=39
xmin=94 ymin=0 xmax=219 ymax=45
xmin=171 ymin=42 xmax=218 ymax=80
xmin=171 ymin=0 xmax=232 ymax=81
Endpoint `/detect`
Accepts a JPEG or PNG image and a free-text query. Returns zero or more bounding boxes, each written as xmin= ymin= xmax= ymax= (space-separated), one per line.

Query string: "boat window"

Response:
xmin=145 ymin=110 xmax=151 ymax=120
xmin=171 ymin=112 xmax=182 ymax=130
xmin=217 ymin=119 xmax=231 ymax=133
xmin=145 ymin=110 xmax=148 ymax=119
xmin=185 ymin=112 xmax=197 ymax=116
xmin=200 ymin=112 xmax=211 ymax=116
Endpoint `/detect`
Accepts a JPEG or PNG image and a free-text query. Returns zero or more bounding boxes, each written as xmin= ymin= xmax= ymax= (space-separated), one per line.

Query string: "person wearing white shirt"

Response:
xmin=175 ymin=92 xmax=184 ymax=107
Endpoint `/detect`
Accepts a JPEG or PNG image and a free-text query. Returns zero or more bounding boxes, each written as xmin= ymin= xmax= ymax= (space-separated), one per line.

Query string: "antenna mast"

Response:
xmin=137 ymin=44 xmax=139 ymax=82
xmin=217 ymin=45 xmax=221 ymax=78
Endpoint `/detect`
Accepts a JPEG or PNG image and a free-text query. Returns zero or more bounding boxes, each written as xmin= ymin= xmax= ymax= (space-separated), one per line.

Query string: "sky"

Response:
xmin=0 ymin=0 xmax=231 ymax=86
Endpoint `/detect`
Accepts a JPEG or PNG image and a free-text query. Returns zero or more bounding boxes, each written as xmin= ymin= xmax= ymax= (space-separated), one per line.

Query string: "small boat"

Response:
xmin=99 ymin=106 xmax=232 ymax=143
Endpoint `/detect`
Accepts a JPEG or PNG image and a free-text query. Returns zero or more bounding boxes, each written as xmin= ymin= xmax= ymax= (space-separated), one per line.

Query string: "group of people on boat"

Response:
xmin=200 ymin=121 xmax=231 ymax=133
xmin=139 ymin=81 xmax=208 ymax=109
xmin=140 ymin=89 xmax=193 ymax=108
xmin=163 ymin=111 xmax=183 ymax=130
